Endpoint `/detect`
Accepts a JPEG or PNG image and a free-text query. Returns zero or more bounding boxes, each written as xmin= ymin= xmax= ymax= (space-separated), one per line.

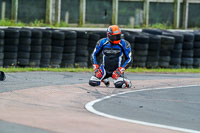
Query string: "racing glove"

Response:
xmin=93 ymin=64 xmax=99 ymax=71
xmin=112 ymin=67 xmax=125 ymax=80
xmin=93 ymin=64 xmax=103 ymax=79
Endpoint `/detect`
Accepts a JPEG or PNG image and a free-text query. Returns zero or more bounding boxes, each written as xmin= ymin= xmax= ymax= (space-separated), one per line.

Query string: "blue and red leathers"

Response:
xmin=89 ymin=37 xmax=132 ymax=88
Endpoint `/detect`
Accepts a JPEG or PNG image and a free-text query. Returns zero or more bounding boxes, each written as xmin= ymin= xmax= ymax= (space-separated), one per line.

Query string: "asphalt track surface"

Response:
xmin=1 ymin=72 xmax=200 ymax=93
xmin=87 ymin=85 xmax=200 ymax=133
xmin=0 ymin=72 xmax=200 ymax=133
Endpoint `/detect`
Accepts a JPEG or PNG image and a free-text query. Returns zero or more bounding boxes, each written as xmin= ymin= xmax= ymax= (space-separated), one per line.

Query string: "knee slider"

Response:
xmin=114 ymin=81 xmax=126 ymax=88
xmin=89 ymin=76 xmax=101 ymax=86
xmin=89 ymin=80 xmax=100 ymax=86
xmin=114 ymin=77 xmax=131 ymax=88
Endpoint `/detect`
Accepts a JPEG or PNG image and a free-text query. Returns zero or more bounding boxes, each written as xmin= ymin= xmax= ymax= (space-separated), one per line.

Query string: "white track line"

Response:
xmin=85 ymin=85 xmax=200 ymax=133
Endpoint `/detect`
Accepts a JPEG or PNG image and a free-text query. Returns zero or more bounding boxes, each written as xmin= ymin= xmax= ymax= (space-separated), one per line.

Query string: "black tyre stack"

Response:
xmin=88 ymin=33 xmax=100 ymax=67
xmin=61 ymin=30 xmax=77 ymax=68
xmin=193 ymin=32 xmax=200 ymax=68
xmin=142 ymin=29 xmax=163 ymax=35
xmin=132 ymin=34 xmax=149 ymax=68
xmin=50 ymin=31 xmax=65 ymax=68
xmin=29 ymin=30 xmax=43 ymax=67
xmin=163 ymin=32 xmax=184 ymax=68
xmin=93 ymin=31 xmax=107 ymax=38
xmin=0 ymin=30 xmax=5 ymax=67
xmin=181 ymin=33 xmax=194 ymax=68
xmin=40 ymin=30 xmax=52 ymax=68
xmin=124 ymin=31 xmax=135 ymax=54
xmin=124 ymin=31 xmax=135 ymax=67
xmin=4 ymin=29 xmax=19 ymax=67
xmin=158 ymin=36 xmax=175 ymax=68
xmin=75 ymin=31 xmax=89 ymax=68
xmin=146 ymin=35 xmax=161 ymax=68
xmin=17 ymin=29 xmax=32 ymax=67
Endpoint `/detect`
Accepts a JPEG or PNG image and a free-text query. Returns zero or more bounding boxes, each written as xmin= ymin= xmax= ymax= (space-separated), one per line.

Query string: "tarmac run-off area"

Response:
xmin=0 ymin=72 xmax=200 ymax=133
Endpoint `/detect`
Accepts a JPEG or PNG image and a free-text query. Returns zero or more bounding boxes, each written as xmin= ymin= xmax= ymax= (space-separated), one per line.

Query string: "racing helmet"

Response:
xmin=107 ymin=25 xmax=121 ymax=44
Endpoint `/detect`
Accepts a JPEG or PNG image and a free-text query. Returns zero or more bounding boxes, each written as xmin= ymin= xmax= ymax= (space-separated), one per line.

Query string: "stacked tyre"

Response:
xmin=146 ymin=35 xmax=161 ymax=68
xmin=40 ymin=30 xmax=52 ymax=67
xmin=193 ymin=32 xmax=200 ymax=68
xmin=29 ymin=30 xmax=42 ymax=67
xmin=88 ymin=33 xmax=100 ymax=67
xmin=17 ymin=29 xmax=32 ymax=67
xmin=132 ymin=34 xmax=149 ymax=68
xmin=142 ymin=29 xmax=163 ymax=35
xmin=93 ymin=31 xmax=107 ymax=38
xmin=181 ymin=33 xmax=194 ymax=68
xmin=159 ymin=36 xmax=175 ymax=68
xmin=61 ymin=30 xmax=77 ymax=68
xmin=50 ymin=31 xmax=65 ymax=68
xmin=124 ymin=31 xmax=135 ymax=67
xmin=163 ymin=32 xmax=183 ymax=68
xmin=4 ymin=29 xmax=19 ymax=67
xmin=0 ymin=30 xmax=4 ymax=67
xmin=75 ymin=31 xmax=89 ymax=68
xmin=123 ymin=31 xmax=134 ymax=45
xmin=124 ymin=31 xmax=135 ymax=54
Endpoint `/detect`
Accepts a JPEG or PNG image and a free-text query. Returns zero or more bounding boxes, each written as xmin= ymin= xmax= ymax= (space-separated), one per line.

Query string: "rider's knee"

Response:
xmin=114 ymin=81 xmax=125 ymax=88
xmin=89 ymin=76 xmax=101 ymax=86
xmin=114 ymin=77 xmax=132 ymax=88
xmin=89 ymin=80 xmax=100 ymax=86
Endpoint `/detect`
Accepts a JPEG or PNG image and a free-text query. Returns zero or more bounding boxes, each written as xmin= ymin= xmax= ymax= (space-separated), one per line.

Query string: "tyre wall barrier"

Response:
xmin=61 ymin=30 xmax=77 ymax=68
xmin=4 ymin=29 xmax=19 ymax=67
xmin=0 ymin=28 xmax=200 ymax=69
xmin=0 ymin=30 xmax=4 ymax=67
xmin=162 ymin=32 xmax=183 ymax=69
xmin=18 ymin=29 xmax=32 ymax=67
xmin=146 ymin=35 xmax=161 ymax=68
xmin=88 ymin=33 xmax=100 ymax=67
xmin=29 ymin=29 xmax=42 ymax=67
xmin=75 ymin=31 xmax=89 ymax=68
xmin=51 ymin=30 xmax=65 ymax=68
xmin=193 ymin=32 xmax=200 ymax=68
xmin=40 ymin=30 xmax=52 ymax=68
xmin=133 ymin=33 xmax=149 ymax=68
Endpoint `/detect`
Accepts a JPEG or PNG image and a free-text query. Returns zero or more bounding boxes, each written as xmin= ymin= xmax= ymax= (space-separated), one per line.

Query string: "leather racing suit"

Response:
xmin=89 ymin=37 xmax=132 ymax=88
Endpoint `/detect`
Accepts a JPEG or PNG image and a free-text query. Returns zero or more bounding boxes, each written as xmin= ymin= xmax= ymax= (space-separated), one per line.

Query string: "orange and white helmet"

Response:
xmin=107 ymin=25 xmax=121 ymax=44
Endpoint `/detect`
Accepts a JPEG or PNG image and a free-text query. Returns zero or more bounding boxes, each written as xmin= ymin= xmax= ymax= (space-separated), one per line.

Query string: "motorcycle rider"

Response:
xmin=89 ymin=25 xmax=132 ymax=88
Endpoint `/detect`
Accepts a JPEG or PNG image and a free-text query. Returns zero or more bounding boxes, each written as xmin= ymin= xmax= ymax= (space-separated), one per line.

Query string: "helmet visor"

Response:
xmin=109 ymin=34 xmax=121 ymax=41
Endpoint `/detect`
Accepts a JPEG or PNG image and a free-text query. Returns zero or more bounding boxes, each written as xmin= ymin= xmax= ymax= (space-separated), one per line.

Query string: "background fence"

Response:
xmin=1 ymin=0 xmax=200 ymax=28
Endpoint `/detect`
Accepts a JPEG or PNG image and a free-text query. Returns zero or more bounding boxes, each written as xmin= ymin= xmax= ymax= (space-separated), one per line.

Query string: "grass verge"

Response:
xmin=1 ymin=67 xmax=200 ymax=73
xmin=0 ymin=67 xmax=93 ymax=73
xmin=0 ymin=19 xmax=180 ymax=29
xmin=0 ymin=19 xmax=69 ymax=28
xmin=126 ymin=68 xmax=200 ymax=73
